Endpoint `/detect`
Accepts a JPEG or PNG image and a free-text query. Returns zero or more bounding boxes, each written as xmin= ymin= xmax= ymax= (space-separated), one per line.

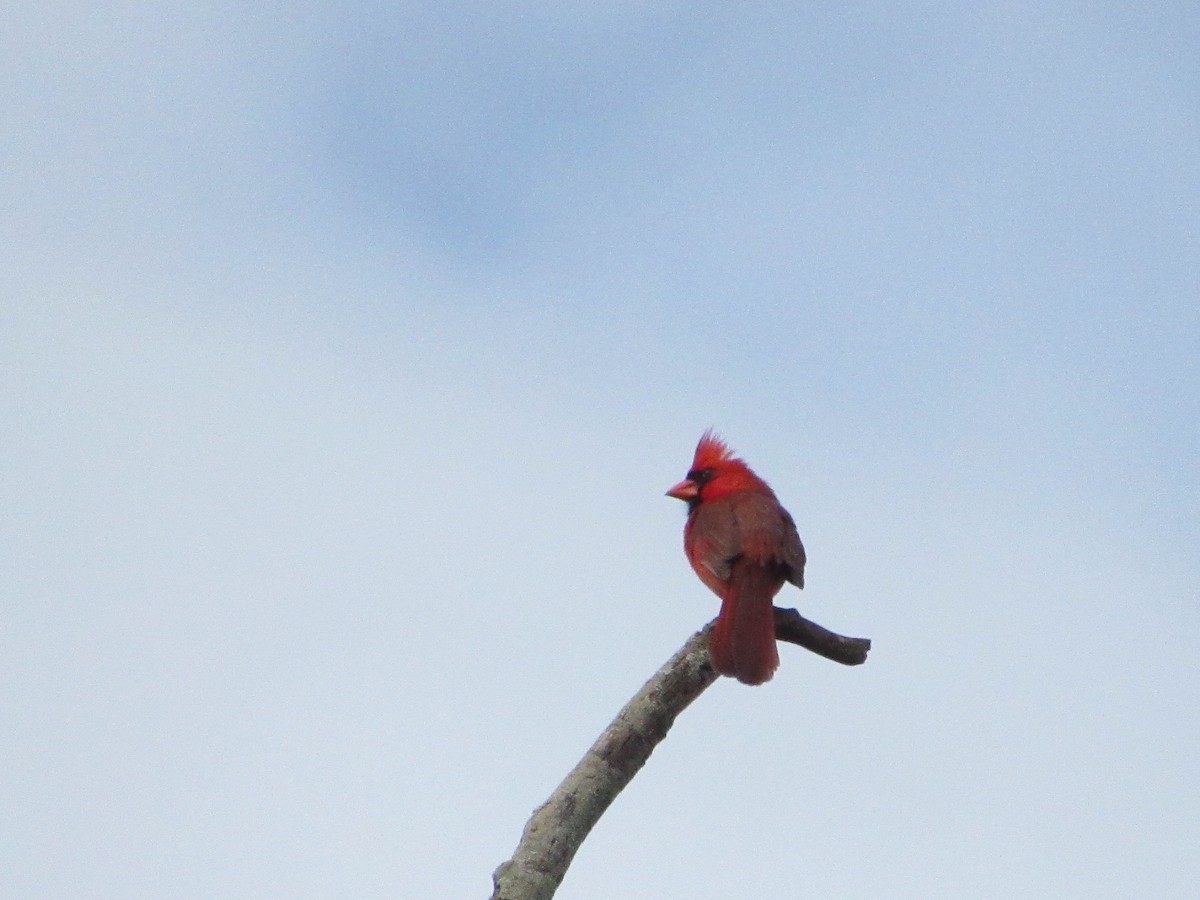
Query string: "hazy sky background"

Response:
xmin=4 ymin=3 xmax=1198 ymax=898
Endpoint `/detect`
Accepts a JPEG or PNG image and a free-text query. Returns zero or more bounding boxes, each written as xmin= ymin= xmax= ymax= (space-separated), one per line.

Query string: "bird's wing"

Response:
xmin=779 ymin=508 xmax=806 ymax=589
xmin=691 ymin=490 xmax=804 ymax=586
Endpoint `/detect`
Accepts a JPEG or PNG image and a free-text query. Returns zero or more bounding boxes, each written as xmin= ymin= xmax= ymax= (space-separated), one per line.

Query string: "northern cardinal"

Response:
xmin=667 ymin=431 xmax=806 ymax=685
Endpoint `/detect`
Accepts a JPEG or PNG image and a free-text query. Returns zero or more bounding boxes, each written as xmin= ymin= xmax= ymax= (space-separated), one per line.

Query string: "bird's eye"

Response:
xmin=688 ymin=467 xmax=716 ymax=485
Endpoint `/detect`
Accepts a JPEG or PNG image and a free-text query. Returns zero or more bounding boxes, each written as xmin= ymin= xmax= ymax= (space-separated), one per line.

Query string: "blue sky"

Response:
xmin=4 ymin=3 xmax=1198 ymax=898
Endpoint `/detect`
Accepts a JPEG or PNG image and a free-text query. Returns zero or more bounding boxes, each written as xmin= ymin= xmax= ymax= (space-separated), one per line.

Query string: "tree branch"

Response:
xmin=774 ymin=606 xmax=871 ymax=665
xmin=490 ymin=610 xmax=870 ymax=900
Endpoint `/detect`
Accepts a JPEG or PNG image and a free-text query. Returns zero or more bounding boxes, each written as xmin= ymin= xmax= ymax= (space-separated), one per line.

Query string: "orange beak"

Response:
xmin=666 ymin=479 xmax=699 ymax=501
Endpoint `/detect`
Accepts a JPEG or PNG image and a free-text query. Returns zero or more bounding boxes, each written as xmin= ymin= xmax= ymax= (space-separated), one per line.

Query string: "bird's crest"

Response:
xmin=692 ymin=429 xmax=742 ymax=471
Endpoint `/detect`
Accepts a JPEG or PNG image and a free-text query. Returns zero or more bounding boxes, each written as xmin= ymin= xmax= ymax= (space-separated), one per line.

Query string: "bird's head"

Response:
xmin=666 ymin=430 xmax=761 ymax=507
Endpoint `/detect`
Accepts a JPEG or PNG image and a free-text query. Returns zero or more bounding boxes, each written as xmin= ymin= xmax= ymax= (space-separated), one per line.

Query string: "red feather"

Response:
xmin=667 ymin=432 xmax=806 ymax=686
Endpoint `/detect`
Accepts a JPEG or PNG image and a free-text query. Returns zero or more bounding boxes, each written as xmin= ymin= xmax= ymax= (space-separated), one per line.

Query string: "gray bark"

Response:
xmin=490 ymin=610 xmax=870 ymax=900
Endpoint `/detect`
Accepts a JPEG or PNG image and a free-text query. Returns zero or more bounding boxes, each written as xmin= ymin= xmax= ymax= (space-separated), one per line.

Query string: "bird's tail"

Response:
xmin=709 ymin=562 xmax=781 ymax=685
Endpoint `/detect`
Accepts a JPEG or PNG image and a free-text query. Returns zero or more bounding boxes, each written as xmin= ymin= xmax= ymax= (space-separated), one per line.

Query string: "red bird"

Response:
xmin=667 ymin=432 xmax=806 ymax=685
